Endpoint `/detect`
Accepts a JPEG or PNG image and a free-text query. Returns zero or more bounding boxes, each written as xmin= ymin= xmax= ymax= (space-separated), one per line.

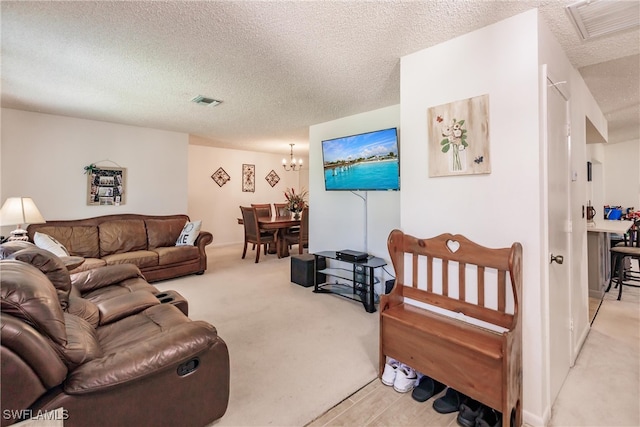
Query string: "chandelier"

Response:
xmin=282 ymin=143 xmax=303 ymax=171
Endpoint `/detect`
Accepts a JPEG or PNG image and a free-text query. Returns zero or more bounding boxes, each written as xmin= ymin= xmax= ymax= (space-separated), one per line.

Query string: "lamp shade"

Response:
xmin=0 ymin=197 xmax=46 ymax=227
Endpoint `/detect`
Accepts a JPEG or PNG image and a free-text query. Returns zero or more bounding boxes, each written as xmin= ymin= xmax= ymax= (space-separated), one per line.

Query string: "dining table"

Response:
xmin=237 ymin=214 xmax=301 ymax=258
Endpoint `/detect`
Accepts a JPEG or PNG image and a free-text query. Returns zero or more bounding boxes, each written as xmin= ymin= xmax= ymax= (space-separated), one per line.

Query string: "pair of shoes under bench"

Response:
xmin=381 ymin=359 xmax=417 ymax=393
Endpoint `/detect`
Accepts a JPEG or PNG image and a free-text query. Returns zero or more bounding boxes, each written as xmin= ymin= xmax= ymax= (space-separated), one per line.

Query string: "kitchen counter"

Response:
xmin=587 ymin=220 xmax=634 ymax=299
xmin=587 ymin=219 xmax=634 ymax=234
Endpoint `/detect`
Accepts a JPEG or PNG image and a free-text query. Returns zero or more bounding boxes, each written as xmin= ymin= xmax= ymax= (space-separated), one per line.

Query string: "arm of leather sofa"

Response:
xmin=71 ymin=264 xmax=145 ymax=293
xmin=195 ymin=231 xmax=213 ymax=251
xmin=63 ymin=320 xmax=219 ymax=394
xmin=194 ymin=231 xmax=213 ymax=272
xmin=94 ymin=291 xmax=160 ymax=325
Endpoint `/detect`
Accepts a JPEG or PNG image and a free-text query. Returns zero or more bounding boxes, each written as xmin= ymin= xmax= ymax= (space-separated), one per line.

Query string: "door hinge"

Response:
xmin=566 ymin=124 xmax=571 ymax=137
xmin=570 ymin=319 xmax=574 ymax=331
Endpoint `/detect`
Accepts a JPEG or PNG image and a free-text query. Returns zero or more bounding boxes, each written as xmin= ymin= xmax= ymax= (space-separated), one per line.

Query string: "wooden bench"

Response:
xmin=380 ymin=229 xmax=523 ymax=426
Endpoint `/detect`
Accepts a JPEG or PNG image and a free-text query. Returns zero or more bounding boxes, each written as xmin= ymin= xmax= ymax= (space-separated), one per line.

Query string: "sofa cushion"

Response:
xmin=8 ymin=247 xmax=72 ymax=310
xmin=146 ymin=218 xmax=186 ymax=249
xmin=96 ymin=304 xmax=191 ymax=352
xmin=71 ymin=263 xmax=146 ymax=294
xmin=99 ymin=220 xmax=147 ymax=256
xmin=153 ymin=246 xmax=200 ymax=266
xmin=59 ymin=313 xmax=103 ymax=370
xmin=69 ymin=257 xmax=107 ymax=273
xmin=67 ymin=296 xmax=100 ymax=328
xmin=32 ymin=225 xmax=100 ymax=258
xmin=33 ymin=232 xmax=70 ymax=257
xmin=0 ymin=260 xmax=67 ymax=346
xmin=102 ymin=250 xmax=158 ymax=269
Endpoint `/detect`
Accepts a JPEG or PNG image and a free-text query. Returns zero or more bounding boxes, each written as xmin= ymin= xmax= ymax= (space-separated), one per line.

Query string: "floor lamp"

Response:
xmin=0 ymin=197 xmax=46 ymax=241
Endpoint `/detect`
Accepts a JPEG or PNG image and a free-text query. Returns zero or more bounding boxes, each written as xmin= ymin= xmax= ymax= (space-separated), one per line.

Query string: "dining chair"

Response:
xmin=606 ymin=219 xmax=640 ymax=300
xmin=251 ymin=203 xmax=272 ymax=218
xmin=283 ymin=207 xmax=309 ymax=254
xmin=274 ymin=203 xmax=289 ymax=217
xmin=240 ymin=206 xmax=276 ymax=263
xmin=251 ymin=203 xmax=276 ymax=250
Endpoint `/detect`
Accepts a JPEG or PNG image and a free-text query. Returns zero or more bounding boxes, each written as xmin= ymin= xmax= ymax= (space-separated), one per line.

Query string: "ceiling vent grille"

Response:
xmin=191 ymin=95 xmax=222 ymax=107
xmin=566 ymin=0 xmax=640 ymax=40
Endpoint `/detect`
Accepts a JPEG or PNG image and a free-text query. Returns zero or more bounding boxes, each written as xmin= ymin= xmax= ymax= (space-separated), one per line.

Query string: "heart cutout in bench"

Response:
xmin=446 ymin=239 xmax=460 ymax=253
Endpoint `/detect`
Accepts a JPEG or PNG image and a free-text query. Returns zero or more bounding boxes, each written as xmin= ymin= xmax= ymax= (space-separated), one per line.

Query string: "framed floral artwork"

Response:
xmin=211 ymin=167 xmax=231 ymax=187
xmin=242 ymin=164 xmax=255 ymax=192
xmin=428 ymin=94 xmax=491 ymax=177
xmin=265 ymin=169 xmax=280 ymax=187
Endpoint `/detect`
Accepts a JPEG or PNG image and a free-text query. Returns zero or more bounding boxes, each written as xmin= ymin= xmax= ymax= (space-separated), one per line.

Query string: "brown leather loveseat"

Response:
xmin=0 ymin=243 xmax=230 ymax=426
xmin=27 ymin=213 xmax=212 ymax=282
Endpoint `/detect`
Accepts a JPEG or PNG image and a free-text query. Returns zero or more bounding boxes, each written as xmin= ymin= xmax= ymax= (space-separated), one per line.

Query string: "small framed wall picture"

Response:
xmin=211 ymin=167 xmax=231 ymax=187
xmin=86 ymin=166 xmax=126 ymax=206
xmin=242 ymin=164 xmax=255 ymax=192
xmin=265 ymin=169 xmax=280 ymax=187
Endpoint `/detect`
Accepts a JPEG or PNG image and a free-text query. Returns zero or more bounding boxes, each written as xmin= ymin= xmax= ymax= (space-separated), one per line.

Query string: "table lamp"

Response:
xmin=0 ymin=197 xmax=46 ymax=241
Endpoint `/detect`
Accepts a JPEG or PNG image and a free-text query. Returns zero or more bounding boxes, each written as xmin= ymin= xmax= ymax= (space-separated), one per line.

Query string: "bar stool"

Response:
xmin=606 ymin=220 xmax=640 ymax=300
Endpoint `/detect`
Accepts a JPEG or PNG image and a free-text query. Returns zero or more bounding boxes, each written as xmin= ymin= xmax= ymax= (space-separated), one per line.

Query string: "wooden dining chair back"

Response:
xmin=240 ymin=206 xmax=276 ymax=263
xmin=284 ymin=207 xmax=309 ymax=254
xmin=251 ymin=203 xmax=276 ymax=250
xmin=251 ymin=203 xmax=272 ymax=218
xmin=274 ymin=203 xmax=290 ymax=217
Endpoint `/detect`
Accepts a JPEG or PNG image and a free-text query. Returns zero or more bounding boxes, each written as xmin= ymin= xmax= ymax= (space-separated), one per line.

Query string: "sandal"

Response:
xmin=433 ymin=387 xmax=468 ymax=414
xmin=411 ymin=376 xmax=445 ymax=402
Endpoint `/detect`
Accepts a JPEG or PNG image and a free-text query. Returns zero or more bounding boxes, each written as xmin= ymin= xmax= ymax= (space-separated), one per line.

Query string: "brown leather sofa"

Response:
xmin=27 ymin=213 xmax=212 ymax=282
xmin=0 ymin=243 xmax=230 ymax=427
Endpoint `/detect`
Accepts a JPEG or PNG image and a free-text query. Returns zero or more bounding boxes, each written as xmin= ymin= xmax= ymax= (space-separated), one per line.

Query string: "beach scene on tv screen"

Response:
xmin=322 ymin=128 xmax=399 ymax=191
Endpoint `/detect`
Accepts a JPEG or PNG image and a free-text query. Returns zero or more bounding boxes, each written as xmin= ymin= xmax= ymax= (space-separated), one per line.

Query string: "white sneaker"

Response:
xmin=393 ymin=364 xmax=417 ymax=393
xmin=381 ymin=359 xmax=399 ymax=386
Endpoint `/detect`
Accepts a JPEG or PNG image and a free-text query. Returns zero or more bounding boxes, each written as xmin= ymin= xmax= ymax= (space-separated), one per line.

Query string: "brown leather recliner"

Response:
xmin=0 ymin=246 xmax=230 ymax=427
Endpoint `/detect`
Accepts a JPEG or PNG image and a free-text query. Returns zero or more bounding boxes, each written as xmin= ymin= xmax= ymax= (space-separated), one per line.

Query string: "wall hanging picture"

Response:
xmin=265 ymin=169 xmax=280 ymax=187
xmin=427 ymin=94 xmax=491 ymax=177
xmin=86 ymin=165 xmax=126 ymax=206
xmin=242 ymin=164 xmax=255 ymax=192
xmin=211 ymin=167 xmax=231 ymax=187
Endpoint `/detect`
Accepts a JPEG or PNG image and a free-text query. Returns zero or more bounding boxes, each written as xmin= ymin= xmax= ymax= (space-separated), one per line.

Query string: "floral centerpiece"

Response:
xmin=284 ymin=187 xmax=308 ymax=219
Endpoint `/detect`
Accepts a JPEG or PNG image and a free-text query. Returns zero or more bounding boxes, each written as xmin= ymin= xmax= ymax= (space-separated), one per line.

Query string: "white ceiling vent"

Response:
xmin=566 ymin=0 xmax=640 ymax=40
xmin=191 ymin=95 xmax=222 ymax=106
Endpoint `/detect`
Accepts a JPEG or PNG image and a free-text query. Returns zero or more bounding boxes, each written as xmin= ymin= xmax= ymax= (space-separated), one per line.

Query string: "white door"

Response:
xmin=547 ymin=74 xmax=572 ymax=404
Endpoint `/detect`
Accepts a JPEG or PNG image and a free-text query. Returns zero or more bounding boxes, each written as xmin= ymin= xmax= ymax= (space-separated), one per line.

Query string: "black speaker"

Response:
xmin=291 ymin=254 xmax=326 ymax=287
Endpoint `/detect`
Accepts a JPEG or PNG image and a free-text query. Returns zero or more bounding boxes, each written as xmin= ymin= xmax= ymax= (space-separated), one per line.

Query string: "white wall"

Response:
xmin=1 ymin=108 xmax=188 ymax=236
xmin=604 ymin=139 xmax=640 ymax=210
xmin=400 ymin=10 xmax=544 ymax=423
xmin=188 ymin=139 xmax=306 ymax=246
xmin=308 ymin=105 xmax=401 ymax=261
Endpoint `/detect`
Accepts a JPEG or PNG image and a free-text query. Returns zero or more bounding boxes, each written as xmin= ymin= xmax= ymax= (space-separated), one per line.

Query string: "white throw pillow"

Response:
xmin=34 ymin=232 xmax=70 ymax=257
xmin=176 ymin=220 xmax=202 ymax=246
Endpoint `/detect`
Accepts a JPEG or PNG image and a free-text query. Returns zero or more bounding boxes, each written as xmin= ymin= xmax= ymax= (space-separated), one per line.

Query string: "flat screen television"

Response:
xmin=321 ymin=127 xmax=400 ymax=191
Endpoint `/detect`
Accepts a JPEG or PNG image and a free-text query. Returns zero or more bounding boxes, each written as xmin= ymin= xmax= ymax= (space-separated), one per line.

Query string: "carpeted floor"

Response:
xmin=154 ymin=244 xmax=379 ymax=427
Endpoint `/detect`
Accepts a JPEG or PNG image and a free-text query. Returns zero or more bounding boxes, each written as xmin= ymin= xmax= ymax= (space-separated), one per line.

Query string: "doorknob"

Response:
xmin=550 ymin=254 xmax=564 ymax=264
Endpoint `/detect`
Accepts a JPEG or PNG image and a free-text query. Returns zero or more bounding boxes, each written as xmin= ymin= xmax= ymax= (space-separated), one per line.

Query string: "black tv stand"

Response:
xmin=313 ymin=251 xmax=387 ymax=313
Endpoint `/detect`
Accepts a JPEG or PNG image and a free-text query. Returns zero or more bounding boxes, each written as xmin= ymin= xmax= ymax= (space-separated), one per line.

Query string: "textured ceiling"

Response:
xmin=1 ymin=1 xmax=638 ymax=156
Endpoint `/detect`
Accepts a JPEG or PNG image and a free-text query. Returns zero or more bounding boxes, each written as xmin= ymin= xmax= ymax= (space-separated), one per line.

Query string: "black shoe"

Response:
xmin=411 ymin=376 xmax=446 ymax=402
xmin=456 ymin=400 xmax=483 ymax=427
xmin=433 ymin=387 xmax=468 ymax=414
xmin=475 ymin=407 xmax=502 ymax=427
